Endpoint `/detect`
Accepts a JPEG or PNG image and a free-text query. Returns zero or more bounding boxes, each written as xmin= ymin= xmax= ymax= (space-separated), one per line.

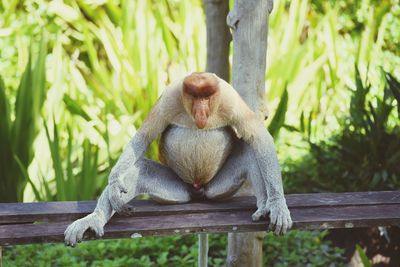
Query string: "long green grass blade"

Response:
xmin=44 ymin=119 xmax=66 ymax=201
xmin=268 ymin=87 xmax=289 ymax=138
xmin=14 ymin=155 xmax=41 ymax=201
xmin=356 ymin=244 xmax=372 ymax=267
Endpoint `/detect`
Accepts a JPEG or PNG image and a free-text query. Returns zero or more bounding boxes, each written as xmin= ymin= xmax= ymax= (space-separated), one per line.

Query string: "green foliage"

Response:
xmin=3 ymin=230 xmax=345 ymax=267
xmin=283 ymin=68 xmax=400 ymax=193
xmin=269 ymin=87 xmax=289 ymax=139
xmin=268 ymin=0 xmax=399 ymax=144
xmin=263 ymin=230 xmax=345 ymax=266
xmin=1 ymin=0 xmax=207 ymax=201
xmin=0 ymin=0 xmax=398 ymax=202
xmin=28 ymin=121 xmax=107 ymax=201
xmin=0 ymin=36 xmax=47 ymax=202
xmin=356 ymin=244 xmax=372 ymax=267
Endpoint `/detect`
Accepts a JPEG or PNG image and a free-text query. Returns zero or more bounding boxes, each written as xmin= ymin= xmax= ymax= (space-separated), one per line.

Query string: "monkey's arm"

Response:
xmin=108 ymin=84 xmax=182 ymax=211
xmin=230 ymin=97 xmax=292 ymax=234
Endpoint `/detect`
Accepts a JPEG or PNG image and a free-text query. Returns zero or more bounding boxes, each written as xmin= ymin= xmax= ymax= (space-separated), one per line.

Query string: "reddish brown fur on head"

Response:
xmin=182 ymin=72 xmax=220 ymax=129
xmin=183 ymin=72 xmax=219 ymax=98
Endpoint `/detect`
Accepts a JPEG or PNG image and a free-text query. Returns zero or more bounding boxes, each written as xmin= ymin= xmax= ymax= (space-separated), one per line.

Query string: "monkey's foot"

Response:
xmin=64 ymin=213 xmax=105 ymax=246
xmin=251 ymin=198 xmax=292 ymax=235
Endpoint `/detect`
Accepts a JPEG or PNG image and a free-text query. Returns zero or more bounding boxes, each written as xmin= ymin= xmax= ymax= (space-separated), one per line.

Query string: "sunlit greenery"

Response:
xmin=0 ymin=0 xmax=399 ymax=265
xmin=4 ymin=231 xmax=345 ymax=266
xmin=1 ymin=0 xmax=398 ymax=202
xmin=1 ymin=0 xmax=206 ymax=202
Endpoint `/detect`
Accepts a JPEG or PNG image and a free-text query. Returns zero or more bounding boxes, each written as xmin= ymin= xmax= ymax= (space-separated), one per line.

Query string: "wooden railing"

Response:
xmin=1 ymin=191 xmax=399 ymax=246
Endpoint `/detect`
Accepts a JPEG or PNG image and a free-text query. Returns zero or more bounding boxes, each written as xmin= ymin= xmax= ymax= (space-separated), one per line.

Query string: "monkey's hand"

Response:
xmin=251 ymin=197 xmax=292 ymax=235
xmin=64 ymin=212 xmax=106 ymax=246
xmin=108 ymin=178 xmax=128 ymax=213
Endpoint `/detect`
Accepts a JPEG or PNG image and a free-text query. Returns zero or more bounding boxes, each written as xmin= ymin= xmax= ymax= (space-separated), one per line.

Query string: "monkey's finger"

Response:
xmin=288 ymin=216 xmax=293 ymax=229
xmin=274 ymin=216 xmax=283 ymax=235
xmin=281 ymin=219 xmax=289 ymax=235
xmin=67 ymin=226 xmax=78 ymax=247
xmin=64 ymin=228 xmax=72 ymax=246
xmin=76 ymin=226 xmax=87 ymax=243
xmin=97 ymin=227 xmax=104 ymax=237
xmin=251 ymin=210 xmax=263 ymax=221
xmin=92 ymin=224 xmax=104 ymax=237
xmin=65 ymin=224 xmax=76 ymax=246
xmin=268 ymin=212 xmax=278 ymax=232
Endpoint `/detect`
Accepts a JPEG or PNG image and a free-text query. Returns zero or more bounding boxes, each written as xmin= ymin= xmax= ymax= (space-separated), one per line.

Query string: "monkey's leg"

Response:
xmin=65 ymin=159 xmax=191 ymax=246
xmin=204 ymin=139 xmax=268 ymax=210
xmin=134 ymin=158 xmax=192 ymax=204
xmin=109 ymin=158 xmax=192 ymax=211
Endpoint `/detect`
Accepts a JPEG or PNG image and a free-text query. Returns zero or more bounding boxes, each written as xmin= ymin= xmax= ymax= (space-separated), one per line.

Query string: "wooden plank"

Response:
xmin=1 ymin=191 xmax=399 ymax=224
xmin=1 ymin=204 xmax=400 ymax=246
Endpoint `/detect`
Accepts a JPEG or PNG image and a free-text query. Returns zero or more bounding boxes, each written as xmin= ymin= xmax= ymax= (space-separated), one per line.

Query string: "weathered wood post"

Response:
xmin=202 ymin=1 xmax=231 ymax=266
xmin=204 ymin=0 xmax=231 ymax=81
xmin=226 ymin=0 xmax=274 ymax=266
xmin=203 ymin=0 xmax=273 ymax=265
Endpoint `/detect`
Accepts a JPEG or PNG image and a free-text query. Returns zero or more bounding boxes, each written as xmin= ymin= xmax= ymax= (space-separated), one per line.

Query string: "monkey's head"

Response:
xmin=182 ymin=72 xmax=220 ymax=129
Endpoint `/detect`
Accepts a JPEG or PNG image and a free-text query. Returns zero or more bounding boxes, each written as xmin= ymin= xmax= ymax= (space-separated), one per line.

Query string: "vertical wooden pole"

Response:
xmin=226 ymin=0 xmax=274 ymax=266
xmin=198 ymin=233 xmax=209 ymax=267
xmin=202 ymin=1 xmax=231 ymax=266
xmin=228 ymin=0 xmax=273 ymax=117
xmin=204 ymin=0 xmax=231 ymax=81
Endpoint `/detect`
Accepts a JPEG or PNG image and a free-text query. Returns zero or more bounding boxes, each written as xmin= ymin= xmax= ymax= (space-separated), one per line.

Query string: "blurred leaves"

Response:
xmin=29 ymin=120 xmax=105 ymax=201
xmin=0 ymin=0 xmax=399 ymax=201
xmin=283 ymin=67 xmax=400 ymax=193
xmin=3 ymin=230 xmax=345 ymax=266
xmin=0 ymin=35 xmax=47 ymax=202
xmin=1 ymin=0 xmax=206 ymax=201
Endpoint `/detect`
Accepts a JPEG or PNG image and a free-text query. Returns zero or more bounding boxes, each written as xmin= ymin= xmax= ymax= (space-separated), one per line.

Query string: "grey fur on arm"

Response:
xmin=107 ymin=91 xmax=179 ymax=211
xmin=253 ymin=129 xmax=292 ymax=235
xmin=232 ymin=105 xmax=292 ymax=235
xmin=107 ymin=132 xmax=149 ymax=212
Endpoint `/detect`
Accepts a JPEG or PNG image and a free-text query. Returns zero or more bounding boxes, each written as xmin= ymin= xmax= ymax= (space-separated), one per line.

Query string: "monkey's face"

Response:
xmin=182 ymin=72 xmax=220 ymax=129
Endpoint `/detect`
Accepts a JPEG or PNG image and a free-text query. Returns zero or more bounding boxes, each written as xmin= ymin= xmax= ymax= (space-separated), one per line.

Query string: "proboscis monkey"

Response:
xmin=64 ymin=72 xmax=292 ymax=246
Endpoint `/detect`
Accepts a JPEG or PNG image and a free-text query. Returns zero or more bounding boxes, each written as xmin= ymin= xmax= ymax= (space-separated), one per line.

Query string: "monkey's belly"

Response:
xmin=159 ymin=125 xmax=235 ymax=186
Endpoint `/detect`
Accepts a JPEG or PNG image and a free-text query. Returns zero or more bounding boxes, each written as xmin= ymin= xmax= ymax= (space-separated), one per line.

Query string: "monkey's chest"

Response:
xmin=159 ymin=125 xmax=235 ymax=186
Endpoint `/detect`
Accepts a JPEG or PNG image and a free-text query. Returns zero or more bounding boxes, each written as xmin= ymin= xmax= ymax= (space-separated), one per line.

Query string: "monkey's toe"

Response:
xmin=251 ymin=208 xmax=268 ymax=221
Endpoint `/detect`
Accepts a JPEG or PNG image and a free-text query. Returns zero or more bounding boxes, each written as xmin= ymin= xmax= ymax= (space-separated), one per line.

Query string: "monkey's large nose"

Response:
xmin=193 ymin=108 xmax=208 ymax=129
xmin=194 ymin=116 xmax=207 ymax=129
xmin=192 ymin=99 xmax=209 ymax=129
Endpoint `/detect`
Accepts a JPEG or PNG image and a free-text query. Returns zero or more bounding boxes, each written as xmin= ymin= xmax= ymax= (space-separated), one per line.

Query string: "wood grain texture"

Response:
xmin=0 ymin=204 xmax=399 ymax=245
xmin=0 ymin=191 xmax=399 ymax=245
xmin=204 ymin=0 xmax=231 ymax=81
xmin=227 ymin=0 xmax=276 ymax=264
xmin=1 ymin=191 xmax=399 ymax=223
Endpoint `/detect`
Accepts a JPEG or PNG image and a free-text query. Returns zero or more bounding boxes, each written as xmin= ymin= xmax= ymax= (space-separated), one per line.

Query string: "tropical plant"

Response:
xmin=25 ymin=120 xmax=108 ymax=201
xmin=3 ymin=230 xmax=345 ymax=266
xmin=0 ymin=36 xmax=47 ymax=202
xmin=283 ymin=68 xmax=400 ymax=193
xmin=0 ymin=0 xmax=398 ymax=203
